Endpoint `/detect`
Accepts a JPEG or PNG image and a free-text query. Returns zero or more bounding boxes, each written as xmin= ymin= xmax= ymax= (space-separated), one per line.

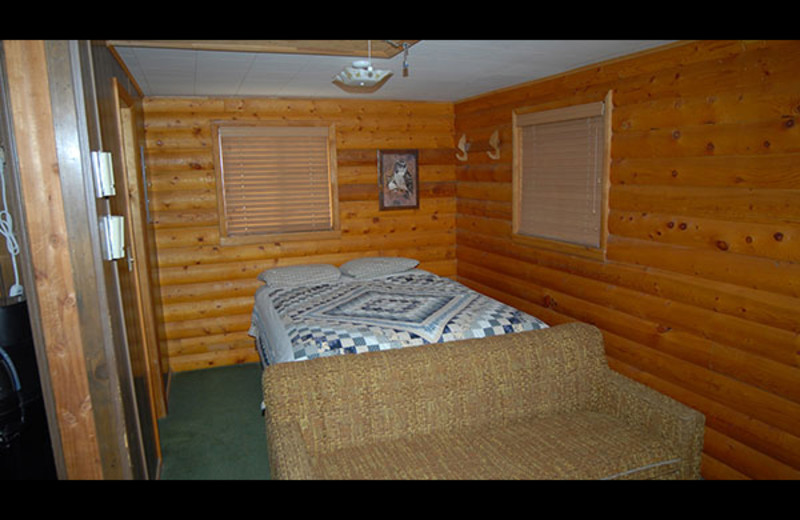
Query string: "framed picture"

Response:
xmin=378 ymin=149 xmax=419 ymax=210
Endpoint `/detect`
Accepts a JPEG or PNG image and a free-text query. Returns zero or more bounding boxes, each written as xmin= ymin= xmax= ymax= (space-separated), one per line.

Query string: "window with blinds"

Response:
xmin=512 ymin=94 xmax=611 ymax=258
xmin=213 ymin=123 xmax=339 ymax=242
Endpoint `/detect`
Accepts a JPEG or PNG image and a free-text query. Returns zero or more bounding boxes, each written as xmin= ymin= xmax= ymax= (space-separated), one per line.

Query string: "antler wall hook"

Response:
xmin=487 ymin=130 xmax=500 ymax=160
xmin=456 ymin=134 xmax=469 ymax=161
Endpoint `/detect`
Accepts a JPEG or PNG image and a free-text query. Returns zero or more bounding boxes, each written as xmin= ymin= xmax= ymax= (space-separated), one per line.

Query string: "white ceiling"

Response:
xmin=114 ymin=40 xmax=675 ymax=102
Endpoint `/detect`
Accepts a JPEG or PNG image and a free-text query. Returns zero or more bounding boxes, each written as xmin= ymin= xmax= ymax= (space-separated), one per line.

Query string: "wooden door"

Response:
xmin=109 ymin=78 xmax=165 ymax=478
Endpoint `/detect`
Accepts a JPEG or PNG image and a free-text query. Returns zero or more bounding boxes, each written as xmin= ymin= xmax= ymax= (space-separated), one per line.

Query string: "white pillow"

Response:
xmin=339 ymin=257 xmax=419 ymax=279
xmin=257 ymin=264 xmax=341 ymax=288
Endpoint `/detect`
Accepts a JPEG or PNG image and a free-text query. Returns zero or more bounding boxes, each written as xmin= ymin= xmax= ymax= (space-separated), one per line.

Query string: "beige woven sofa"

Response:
xmin=262 ymin=322 xmax=705 ymax=479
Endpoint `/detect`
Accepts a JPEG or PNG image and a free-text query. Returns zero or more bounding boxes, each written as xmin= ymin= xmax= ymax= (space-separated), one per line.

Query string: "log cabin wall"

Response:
xmin=141 ymin=98 xmax=455 ymax=372
xmin=453 ymin=39 xmax=800 ymax=480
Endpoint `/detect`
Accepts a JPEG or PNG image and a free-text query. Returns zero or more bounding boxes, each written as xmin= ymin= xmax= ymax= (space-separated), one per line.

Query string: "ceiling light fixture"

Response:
xmin=332 ymin=40 xmax=393 ymax=93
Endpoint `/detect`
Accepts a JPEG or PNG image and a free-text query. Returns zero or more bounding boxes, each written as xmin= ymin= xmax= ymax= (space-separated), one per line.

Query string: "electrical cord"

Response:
xmin=0 ymin=147 xmax=22 ymax=298
xmin=0 ymin=345 xmax=24 ymax=428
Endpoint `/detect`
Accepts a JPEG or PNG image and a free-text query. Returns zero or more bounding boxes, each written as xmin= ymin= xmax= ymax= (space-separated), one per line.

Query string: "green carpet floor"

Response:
xmin=157 ymin=362 xmax=270 ymax=480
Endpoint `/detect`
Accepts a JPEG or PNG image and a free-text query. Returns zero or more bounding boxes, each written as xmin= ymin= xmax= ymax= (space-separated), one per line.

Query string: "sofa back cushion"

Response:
xmin=262 ymin=322 xmax=609 ymax=453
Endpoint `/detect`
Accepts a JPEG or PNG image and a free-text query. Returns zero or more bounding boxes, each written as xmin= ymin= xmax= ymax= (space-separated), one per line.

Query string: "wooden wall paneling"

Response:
xmin=3 ymin=39 xmax=105 ymax=480
xmin=458 ymin=243 xmax=798 ymax=376
xmin=608 ymin=209 xmax=800 ymax=263
xmin=607 ymin=235 xmax=800 ymax=299
xmin=457 ymin=229 xmax=799 ymax=331
xmin=142 ymin=97 xmax=456 ymax=371
xmin=454 ymin=40 xmax=800 ymax=480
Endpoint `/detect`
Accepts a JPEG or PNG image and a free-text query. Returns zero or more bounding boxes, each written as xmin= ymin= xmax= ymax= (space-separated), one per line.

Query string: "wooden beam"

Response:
xmin=3 ymin=39 xmax=104 ymax=479
xmin=106 ymin=40 xmax=419 ymax=59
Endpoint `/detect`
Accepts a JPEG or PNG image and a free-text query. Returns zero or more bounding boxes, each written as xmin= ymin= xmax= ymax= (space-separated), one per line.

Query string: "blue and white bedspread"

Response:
xmin=249 ymin=270 xmax=548 ymax=366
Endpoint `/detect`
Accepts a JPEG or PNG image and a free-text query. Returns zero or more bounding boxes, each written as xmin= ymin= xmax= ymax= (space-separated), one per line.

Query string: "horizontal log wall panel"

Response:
xmin=459 ymin=243 xmax=798 ymax=371
xmin=142 ymin=97 xmax=455 ymax=372
xmin=461 ymin=230 xmax=800 ymax=333
xmin=454 ymin=40 xmax=800 ymax=479
xmin=613 ymin=155 xmax=800 ymax=190
xmin=608 ymin=209 xmax=800 ymax=263
xmin=607 ymin=235 xmax=800 ymax=298
xmin=609 ymin=185 xmax=800 ymax=224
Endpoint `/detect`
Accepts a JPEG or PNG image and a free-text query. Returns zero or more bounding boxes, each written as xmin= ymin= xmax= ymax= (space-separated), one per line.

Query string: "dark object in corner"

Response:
xmin=0 ymin=301 xmax=56 ymax=479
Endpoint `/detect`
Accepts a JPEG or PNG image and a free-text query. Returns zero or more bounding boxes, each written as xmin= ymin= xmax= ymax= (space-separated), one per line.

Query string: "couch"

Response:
xmin=262 ymin=322 xmax=705 ymax=479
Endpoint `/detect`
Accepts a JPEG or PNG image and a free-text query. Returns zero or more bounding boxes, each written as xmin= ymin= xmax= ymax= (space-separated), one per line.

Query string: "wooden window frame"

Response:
xmin=511 ymin=91 xmax=612 ymax=261
xmin=212 ymin=120 xmax=340 ymax=246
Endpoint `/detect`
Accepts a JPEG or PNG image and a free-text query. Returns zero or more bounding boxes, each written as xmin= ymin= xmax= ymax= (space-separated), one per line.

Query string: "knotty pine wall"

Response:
xmin=142 ymin=98 xmax=456 ymax=372
xmin=453 ymin=40 xmax=800 ymax=480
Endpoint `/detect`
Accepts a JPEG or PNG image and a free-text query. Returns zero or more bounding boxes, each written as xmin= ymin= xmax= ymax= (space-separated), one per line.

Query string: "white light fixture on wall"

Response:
xmin=333 ymin=40 xmax=393 ymax=93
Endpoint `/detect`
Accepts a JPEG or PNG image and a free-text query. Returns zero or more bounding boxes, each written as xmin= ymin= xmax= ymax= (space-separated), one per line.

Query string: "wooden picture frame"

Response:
xmin=378 ymin=149 xmax=419 ymax=210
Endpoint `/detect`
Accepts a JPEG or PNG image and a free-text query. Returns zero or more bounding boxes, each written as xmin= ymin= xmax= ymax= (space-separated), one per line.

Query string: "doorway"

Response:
xmin=109 ymin=77 xmax=166 ymax=478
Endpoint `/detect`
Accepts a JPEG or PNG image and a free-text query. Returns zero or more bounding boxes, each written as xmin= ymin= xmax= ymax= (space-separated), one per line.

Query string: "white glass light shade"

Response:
xmin=333 ymin=60 xmax=393 ymax=93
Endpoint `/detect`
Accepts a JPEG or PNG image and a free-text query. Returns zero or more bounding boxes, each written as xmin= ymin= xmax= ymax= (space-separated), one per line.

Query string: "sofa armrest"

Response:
xmin=596 ymin=370 xmax=705 ymax=479
xmin=265 ymin=419 xmax=315 ymax=479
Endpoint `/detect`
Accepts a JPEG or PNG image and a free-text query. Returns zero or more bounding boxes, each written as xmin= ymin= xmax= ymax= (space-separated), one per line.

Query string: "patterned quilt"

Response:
xmin=249 ymin=270 xmax=548 ymax=365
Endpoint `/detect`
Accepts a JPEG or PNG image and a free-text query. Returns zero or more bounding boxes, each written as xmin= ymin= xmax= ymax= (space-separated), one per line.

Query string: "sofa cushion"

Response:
xmin=309 ymin=411 xmax=683 ymax=479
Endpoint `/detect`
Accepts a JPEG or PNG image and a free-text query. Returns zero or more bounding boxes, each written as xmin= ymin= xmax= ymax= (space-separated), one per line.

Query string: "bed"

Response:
xmin=248 ymin=257 xmax=548 ymax=367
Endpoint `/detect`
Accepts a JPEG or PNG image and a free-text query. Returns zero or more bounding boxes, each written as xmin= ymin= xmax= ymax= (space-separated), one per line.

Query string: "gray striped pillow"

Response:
xmin=339 ymin=257 xmax=419 ymax=279
xmin=258 ymin=264 xmax=341 ymax=287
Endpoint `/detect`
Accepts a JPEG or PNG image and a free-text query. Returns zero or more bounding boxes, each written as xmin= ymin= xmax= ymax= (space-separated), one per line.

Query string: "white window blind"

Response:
xmin=514 ymin=101 xmax=606 ymax=249
xmin=216 ymin=125 xmax=335 ymax=237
